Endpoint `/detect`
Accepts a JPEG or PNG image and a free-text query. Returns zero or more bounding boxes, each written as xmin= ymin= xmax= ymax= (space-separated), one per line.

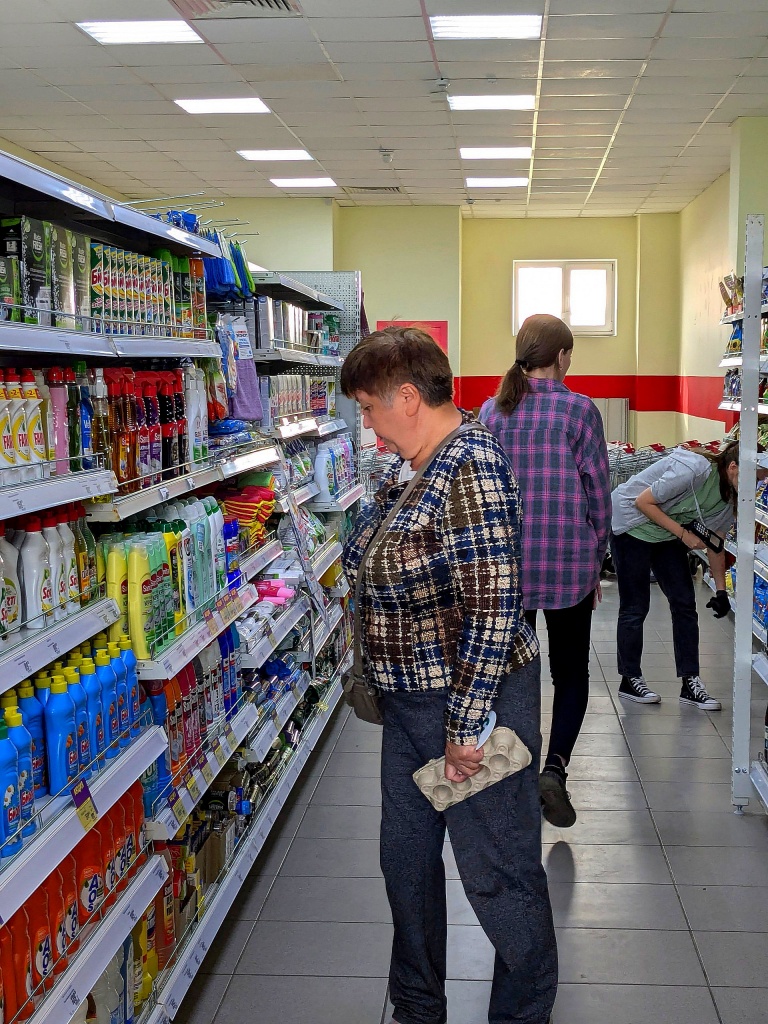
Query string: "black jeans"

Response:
xmin=612 ymin=530 xmax=699 ymax=679
xmin=380 ymin=658 xmax=557 ymax=1024
xmin=524 ymin=591 xmax=594 ymax=767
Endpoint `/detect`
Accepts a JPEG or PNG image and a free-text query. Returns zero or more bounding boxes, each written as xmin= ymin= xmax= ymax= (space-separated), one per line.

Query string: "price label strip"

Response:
xmin=185 ymin=771 xmax=202 ymax=805
xmin=203 ymin=608 xmax=219 ymax=638
xmin=168 ymin=788 xmax=188 ymax=828
xmin=201 ymin=754 xmax=216 ymax=786
xmin=71 ymin=778 xmax=99 ymax=832
xmin=211 ymin=738 xmax=227 ymax=767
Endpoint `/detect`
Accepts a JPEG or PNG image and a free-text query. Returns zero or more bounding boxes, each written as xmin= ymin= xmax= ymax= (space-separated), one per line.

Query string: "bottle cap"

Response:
xmin=94 ymin=633 xmax=108 ymax=649
xmin=108 ymin=642 xmax=120 ymax=658
xmin=34 ymin=674 xmax=50 ymax=689
xmin=63 ymin=367 xmax=76 ymax=383
xmin=4 ymin=708 xmax=22 ymax=727
xmin=42 ymin=511 xmax=57 ymax=529
xmin=17 ymin=682 xmax=34 ymax=699
xmin=50 ymin=677 xmax=68 ymax=694
xmin=47 ymin=366 xmax=64 ymax=385
xmin=26 ymin=515 xmax=41 ymax=531
xmin=81 ymin=659 xmax=96 ymax=672
xmin=0 ymin=692 xmax=17 ymax=708
xmin=21 ymin=368 xmax=35 ymax=383
xmin=119 ymin=636 xmax=132 ymax=652
xmin=95 ymin=651 xmax=110 ymax=667
xmin=68 ymin=653 xmax=83 ymax=667
xmin=64 ymin=666 xmax=80 ymax=681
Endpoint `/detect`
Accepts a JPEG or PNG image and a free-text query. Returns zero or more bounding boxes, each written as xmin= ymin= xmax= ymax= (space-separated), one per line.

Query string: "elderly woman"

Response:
xmin=341 ymin=327 xmax=557 ymax=1024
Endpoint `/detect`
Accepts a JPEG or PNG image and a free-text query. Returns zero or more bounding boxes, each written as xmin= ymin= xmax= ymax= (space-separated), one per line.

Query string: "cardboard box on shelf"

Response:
xmin=21 ymin=216 xmax=52 ymax=326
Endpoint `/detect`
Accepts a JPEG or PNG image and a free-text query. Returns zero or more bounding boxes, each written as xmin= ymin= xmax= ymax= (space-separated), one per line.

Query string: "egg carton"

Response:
xmin=412 ymin=727 xmax=532 ymax=812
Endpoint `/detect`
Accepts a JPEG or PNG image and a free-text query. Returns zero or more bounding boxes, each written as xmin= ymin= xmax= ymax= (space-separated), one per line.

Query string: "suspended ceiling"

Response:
xmin=1 ymin=0 xmax=768 ymax=216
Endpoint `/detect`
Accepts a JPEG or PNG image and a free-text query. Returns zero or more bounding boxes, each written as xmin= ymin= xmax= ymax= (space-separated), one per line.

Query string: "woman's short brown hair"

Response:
xmin=340 ymin=326 xmax=453 ymax=407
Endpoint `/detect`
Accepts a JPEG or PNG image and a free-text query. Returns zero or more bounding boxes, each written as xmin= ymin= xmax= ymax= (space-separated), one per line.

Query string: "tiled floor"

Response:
xmin=178 ymin=579 xmax=768 ymax=1024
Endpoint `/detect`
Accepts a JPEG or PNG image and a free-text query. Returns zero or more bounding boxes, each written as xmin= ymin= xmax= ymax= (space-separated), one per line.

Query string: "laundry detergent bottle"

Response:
xmin=64 ymin=667 xmax=92 ymax=779
xmin=118 ymin=635 xmax=141 ymax=738
xmin=17 ymin=681 xmax=48 ymax=797
xmin=4 ymin=708 xmax=36 ymax=838
xmin=107 ymin=642 xmax=130 ymax=749
xmin=0 ymin=719 xmax=21 ymax=858
xmin=44 ymin=678 xmax=79 ymax=796
xmin=96 ymin=651 xmax=120 ymax=759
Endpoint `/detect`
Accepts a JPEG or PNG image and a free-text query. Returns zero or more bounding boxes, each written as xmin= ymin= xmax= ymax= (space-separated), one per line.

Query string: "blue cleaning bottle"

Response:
xmin=64 ymin=667 xmax=92 ymax=780
xmin=138 ymin=683 xmax=159 ymax=818
xmin=144 ymin=681 xmax=172 ymax=804
xmin=44 ymin=679 xmax=79 ymax=797
xmin=0 ymin=719 xmax=22 ymax=857
xmin=217 ymin=630 xmax=233 ymax=717
xmin=34 ymin=673 xmax=51 ymax=709
xmin=4 ymin=708 xmax=36 ymax=836
xmin=230 ymin=625 xmax=243 ymax=707
xmin=95 ymin=651 xmax=120 ymax=760
xmin=17 ymin=680 xmax=48 ymax=797
xmin=118 ymin=635 xmax=141 ymax=738
xmin=80 ymin=658 xmax=105 ymax=772
xmin=108 ymin=642 xmax=130 ymax=749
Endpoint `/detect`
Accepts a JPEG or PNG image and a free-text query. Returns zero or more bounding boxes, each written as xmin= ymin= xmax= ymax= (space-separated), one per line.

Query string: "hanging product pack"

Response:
xmin=343 ymin=421 xmax=486 ymax=725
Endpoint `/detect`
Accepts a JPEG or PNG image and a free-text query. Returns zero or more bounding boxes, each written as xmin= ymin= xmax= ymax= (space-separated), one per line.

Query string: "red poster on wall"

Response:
xmin=376 ymin=320 xmax=448 ymax=353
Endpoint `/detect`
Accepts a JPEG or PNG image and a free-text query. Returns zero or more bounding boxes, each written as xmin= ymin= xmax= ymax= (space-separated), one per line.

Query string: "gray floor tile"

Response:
xmin=696 ymin=931 xmax=768 ymax=987
xmin=620 ymin=713 xmax=721 ymax=734
xmin=713 ymin=987 xmax=768 ymax=1024
xmin=566 ymin=780 xmax=648 ymax=810
xmin=667 ymin=845 xmax=768 ymax=886
xmin=335 ymin=729 xmax=382 ymax=753
xmin=543 ymin=842 xmax=672 ymax=884
xmin=567 ymin=733 xmax=631 ymax=756
xmin=556 ymin=928 xmax=706 ymax=985
xmin=616 ymin=699 xmax=697 ymax=716
xmin=541 ymin=713 xmax=624 ymax=735
xmin=565 ymin=755 xmax=638 ymax=782
xmin=446 ymin=879 xmax=480 ymax=926
xmin=679 ymin=884 xmax=768 ymax=931
xmin=200 ymin=918 xmax=255 ymax=975
xmin=446 ymin=925 xmax=495 ymax=980
xmin=260 ymin=876 xmax=392 ymax=923
xmin=626 ymin=733 xmax=730 ymax=759
xmin=542 ymin=809 xmax=659 ymax=846
xmin=240 ymin=921 xmax=393 ymax=977
xmin=554 ymin=984 xmax=720 ymax=1024
xmin=251 ymin=836 xmax=292 ymax=877
xmin=643 ymin=781 xmax=735 ymax=813
xmin=310 ymin=775 xmax=382 ymax=806
xmin=632 ymin=755 xmax=732 ymax=783
xmin=654 ymin=810 xmax=768 ymax=847
xmin=225 ymin=875 xmax=275 ymax=921
xmin=297 ymin=803 xmax=381 ymax=840
xmin=324 ymin=751 xmax=382 ymax=777
xmin=442 ymin=843 xmax=461 ymax=879
xmin=175 ymin=972 xmax=229 ymax=1024
xmin=216 ymin=974 xmax=388 ymax=1024
xmin=444 ymin=980 xmax=492 ymax=1024
xmin=279 ymin=837 xmax=382 ymax=877
xmin=549 ymin=881 xmax=686 ymax=929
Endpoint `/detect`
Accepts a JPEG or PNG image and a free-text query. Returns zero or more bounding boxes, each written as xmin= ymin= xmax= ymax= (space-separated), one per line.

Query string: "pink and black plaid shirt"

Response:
xmin=480 ymin=378 xmax=611 ymax=611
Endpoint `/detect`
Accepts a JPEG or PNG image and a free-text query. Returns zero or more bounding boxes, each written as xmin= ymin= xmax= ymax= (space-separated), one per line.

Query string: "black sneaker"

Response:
xmin=539 ymin=768 xmax=577 ymax=828
xmin=680 ymin=676 xmax=722 ymax=710
xmin=619 ymin=675 xmax=661 ymax=704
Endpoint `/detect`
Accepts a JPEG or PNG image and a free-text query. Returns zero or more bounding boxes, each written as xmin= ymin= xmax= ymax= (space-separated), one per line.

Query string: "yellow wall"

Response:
xmin=635 ymin=214 xmax=680 ymax=377
xmin=214 ymin=197 xmax=334 ymax=272
xmin=460 ymin=216 xmax=639 ymax=379
xmin=730 ymin=118 xmax=768 ymax=267
xmin=333 ymin=206 xmax=462 ymax=370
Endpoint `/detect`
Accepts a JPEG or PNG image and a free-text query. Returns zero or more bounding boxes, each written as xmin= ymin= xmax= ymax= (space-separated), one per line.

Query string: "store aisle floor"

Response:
xmin=178 ymin=578 xmax=768 ymax=1024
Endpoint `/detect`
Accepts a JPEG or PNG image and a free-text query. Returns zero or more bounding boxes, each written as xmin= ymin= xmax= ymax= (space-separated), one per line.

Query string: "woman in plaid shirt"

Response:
xmin=342 ymin=327 xmax=556 ymax=1024
xmin=480 ymin=314 xmax=612 ymax=831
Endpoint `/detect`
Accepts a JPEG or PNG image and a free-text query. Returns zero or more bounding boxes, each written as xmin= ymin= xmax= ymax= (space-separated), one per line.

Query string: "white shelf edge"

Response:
xmin=720 ymin=303 xmax=768 ymax=324
xmin=718 ymin=399 xmax=768 ymax=413
xmin=310 ymin=419 xmax=348 ymax=437
xmin=311 ymin=540 xmax=344 ymax=580
xmin=753 ymin=652 xmax=768 ymax=688
xmin=32 ymin=855 xmax=168 ymax=1024
xmin=87 ymin=466 xmax=220 ymax=522
xmin=0 ymin=726 xmax=167 ymax=922
xmin=1 ymin=470 xmax=117 ymax=519
xmin=240 ymin=596 xmax=311 ymax=670
xmin=0 ymin=598 xmax=120 ymax=697
xmin=750 ymin=760 xmax=768 ymax=814
xmin=719 ymin=354 xmax=768 ymax=369
xmin=251 ymin=271 xmax=344 ymax=312
xmin=277 ymin=481 xmax=319 ymax=513
xmin=240 ymin=539 xmax=283 ymax=582
xmin=110 ymin=338 xmax=221 ymax=360
xmin=218 ymin=445 xmax=281 ymax=480
xmin=270 ymin=417 xmax=319 ymax=440
xmin=157 ymin=681 xmax=344 ymax=1020
xmin=137 ymin=584 xmax=258 ymax=681
xmin=757 ymin=507 xmax=768 ymax=529
xmin=308 ymin=482 xmax=365 ymax=513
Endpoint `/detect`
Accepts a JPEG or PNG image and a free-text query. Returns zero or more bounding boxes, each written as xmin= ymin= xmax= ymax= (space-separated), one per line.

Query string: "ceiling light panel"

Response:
xmin=175 ymin=98 xmax=270 ymax=114
xmin=238 ymin=150 xmax=313 ymax=161
xmin=466 ymin=177 xmax=529 ymax=187
xmin=460 ymin=146 xmax=533 ymax=159
xmin=271 ymin=177 xmax=337 ymax=188
xmin=448 ymin=95 xmax=535 ymax=110
xmin=77 ymin=21 xmax=203 ymax=45
xmin=431 ymin=14 xmax=541 ymax=39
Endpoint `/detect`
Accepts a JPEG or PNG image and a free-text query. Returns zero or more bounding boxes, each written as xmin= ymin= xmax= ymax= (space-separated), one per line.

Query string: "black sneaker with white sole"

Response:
xmin=539 ymin=767 xmax=577 ymax=828
xmin=618 ymin=675 xmax=661 ymax=704
xmin=680 ymin=675 xmax=722 ymax=710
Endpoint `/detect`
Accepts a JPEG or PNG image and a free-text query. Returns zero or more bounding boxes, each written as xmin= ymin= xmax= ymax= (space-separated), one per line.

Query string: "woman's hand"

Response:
xmin=593 ymin=582 xmax=602 ymax=610
xmin=681 ymin=528 xmax=706 ymax=551
xmin=445 ymin=741 xmax=484 ymax=782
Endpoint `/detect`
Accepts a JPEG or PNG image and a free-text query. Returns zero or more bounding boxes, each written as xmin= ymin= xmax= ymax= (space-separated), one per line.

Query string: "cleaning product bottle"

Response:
xmin=0 ymin=373 xmax=18 ymax=485
xmin=107 ymin=642 xmax=130 ymax=749
xmin=217 ymin=631 xmax=233 ymax=717
xmin=144 ymin=900 xmax=158 ymax=983
xmin=77 ymin=504 xmax=99 ymax=604
xmin=154 ymin=840 xmax=176 ymax=970
xmin=95 ymin=651 xmax=120 ymax=759
xmin=92 ymin=961 xmax=120 ymax=1024
xmin=73 ymin=827 xmax=104 ymax=929
xmin=173 ymin=369 xmax=188 ymax=472
xmin=133 ymin=384 xmax=150 ymax=490
xmin=142 ymin=382 xmax=161 ymax=486
xmin=20 ymin=369 xmax=47 ymax=481
xmin=106 ymin=540 xmax=129 ymax=641
xmin=57 ymin=507 xmax=80 ymax=616
xmin=143 ymin=680 xmax=172 ymax=802
xmin=130 ymin=920 xmax=145 ymax=1014
xmin=190 ymin=654 xmax=207 ymax=742
xmin=162 ymin=677 xmax=182 ymax=776
xmin=107 ymin=951 xmax=126 ymax=1024
xmin=46 ymin=367 xmax=70 ymax=477
xmin=17 ymin=681 xmax=48 ymax=797
xmin=158 ymin=381 xmax=179 ymax=480
xmin=122 ymin=376 xmax=139 ymax=493
xmin=0 ymin=719 xmax=21 ymax=857
xmin=74 ymin=362 xmax=94 ymax=471
xmin=62 ymin=852 xmax=80 ymax=954
xmin=108 ymin=381 xmax=131 ymax=493
xmin=80 ymin=658 xmax=105 ymax=772
xmin=65 ymin=667 xmax=92 ymax=779
xmin=0 ymin=521 xmax=20 ymax=634
xmin=118 ymin=636 xmax=141 ymax=739
xmin=44 ymin=868 xmax=68 ymax=976
xmin=122 ymin=935 xmax=135 ymax=1024
xmin=90 ymin=369 xmax=112 ymax=485
xmin=42 ymin=510 xmax=66 ymax=622
xmin=5 ymin=369 xmax=32 ymax=482
xmin=184 ymin=365 xmax=202 ymax=466
xmin=127 ymin=540 xmax=153 ymax=660
xmin=109 ymin=799 xmax=128 ymax=893
xmin=231 ymin=624 xmax=243 ymax=707
xmin=34 ymin=673 xmax=51 ymax=709
xmin=8 ymin=906 xmax=34 ymax=1021
xmin=120 ymin=790 xmax=137 ymax=873
xmin=64 ymin=366 xmax=82 ymax=473
xmin=44 ymin=678 xmax=78 ymax=795
xmin=100 ymin=811 xmax=118 ymax=910
xmin=4 ymin=708 xmax=36 ymax=838
xmin=26 ymin=885 xmax=53 ymax=993
xmin=19 ymin=515 xmax=52 ymax=629
xmin=1 ymin=922 xmax=19 ymax=1024
xmin=197 ymin=369 xmax=209 ymax=463
xmin=158 ymin=523 xmax=184 ymax=635
xmin=203 ymin=497 xmax=226 ymax=593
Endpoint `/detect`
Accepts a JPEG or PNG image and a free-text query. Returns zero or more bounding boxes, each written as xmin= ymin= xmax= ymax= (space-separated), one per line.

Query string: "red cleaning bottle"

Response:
xmin=62 ymin=853 xmax=80 ymax=955
xmin=44 ymin=867 xmax=69 ymax=976
xmin=159 ymin=381 xmax=179 ymax=480
xmin=27 ymin=884 xmax=54 ymax=993
xmin=100 ymin=809 xmax=119 ymax=910
xmin=0 ymin=922 xmax=19 ymax=1024
xmin=8 ymin=906 xmax=34 ymax=1020
xmin=143 ymin=382 xmax=162 ymax=486
xmin=73 ymin=827 xmax=104 ymax=931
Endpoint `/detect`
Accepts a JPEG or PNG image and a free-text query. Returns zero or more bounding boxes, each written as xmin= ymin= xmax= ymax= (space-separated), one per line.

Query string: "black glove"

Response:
xmin=706 ymin=590 xmax=731 ymax=619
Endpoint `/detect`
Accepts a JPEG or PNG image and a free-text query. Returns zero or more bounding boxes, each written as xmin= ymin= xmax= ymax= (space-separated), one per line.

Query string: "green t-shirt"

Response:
xmin=629 ymin=466 xmax=727 ymax=543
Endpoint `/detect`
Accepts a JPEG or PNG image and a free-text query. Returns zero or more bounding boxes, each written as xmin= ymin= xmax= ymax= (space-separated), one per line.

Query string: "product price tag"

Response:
xmin=219 ymin=733 xmax=233 ymax=760
xmin=61 ymin=985 xmax=81 ymax=1012
xmin=13 ymin=652 xmax=33 ymax=677
xmin=211 ymin=738 xmax=227 ymax=767
xmin=123 ymin=903 xmax=139 ymax=926
xmin=168 ymin=789 xmax=188 ymax=828
xmin=184 ymin=771 xmax=201 ymax=804
xmin=216 ymin=596 xmax=228 ymax=619
xmin=203 ymin=608 xmax=219 ymax=638
xmin=271 ymin=708 xmax=281 ymax=730
xmin=166 ymin=995 xmax=179 ymax=1016
xmin=224 ymin=724 xmax=236 ymax=749
xmin=231 ymin=591 xmax=245 ymax=615
xmin=72 ymin=778 xmax=99 ymax=832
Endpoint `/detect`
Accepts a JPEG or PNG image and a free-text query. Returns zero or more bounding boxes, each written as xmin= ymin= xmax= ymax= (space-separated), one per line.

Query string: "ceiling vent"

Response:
xmin=170 ymin=0 xmax=300 ymax=19
xmin=343 ymin=186 xmax=404 ymax=195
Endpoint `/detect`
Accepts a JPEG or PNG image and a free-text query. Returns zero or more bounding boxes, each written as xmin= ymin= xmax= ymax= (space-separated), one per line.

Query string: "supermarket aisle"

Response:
xmin=180 ymin=578 xmax=768 ymax=1024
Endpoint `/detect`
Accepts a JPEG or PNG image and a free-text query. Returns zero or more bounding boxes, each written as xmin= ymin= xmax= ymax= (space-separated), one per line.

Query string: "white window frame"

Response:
xmin=512 ymin=259 xmax=617 ymax=337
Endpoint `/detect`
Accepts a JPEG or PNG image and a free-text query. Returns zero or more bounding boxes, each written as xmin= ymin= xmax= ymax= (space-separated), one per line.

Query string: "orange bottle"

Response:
xmin=154 ymin=841 xmax=176 ymax=970
xmin=163 ymin=679 xmax=182 ymax=776
xmin=0 ymin=923 xmax=19 ymax=1024
xmin=130 ymin=779 xmax=148 ymax=864
xmin=43 ymin=867 xmax=68 ymax=976
xmin=8 ymin=907 xmax=34 ymax=1020
xmin=121 ymin=790 xmax=138 ymax=874
xmin=100 ymin=812 xmax=118 ymax=910
xmin=109 ymin=799 xmax=129 ymax=892
xmin=27 ymin=885 xmax=54 ymax=993
xmin=170 ymin=676 xmax=187 ymax=772
xmin=61 ymin=853 xmax=80 ymax=955
xmin=73 ymin=828 xmax=104 ymax=930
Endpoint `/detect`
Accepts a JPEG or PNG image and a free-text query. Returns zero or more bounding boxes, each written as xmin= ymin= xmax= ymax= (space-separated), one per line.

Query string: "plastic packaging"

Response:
xmin=57 ymin=507 xmax=80 ymax=615
xmin=4 ymin=708 xmax=36 ymax=838
xmin=96 ymin=650 xmax=120 ymax=759
xmin=75 ymin=362 xmax=94 ymax=471
xmin=0 ymin=719 xmax=21 ymax=857
xmin=17 ymin=680 xmax=48 ymax=796
xmin=44 ymin=678 xmax=78 ymax=795
xmin=73 ymin=827 xmax=104 ymax=928
xmin=80 ymin=658 xmax=106 ymax=771
xmin=0 ymin=521 xmax=20 ymax=634
xmin=5 ymin=369 xmax=32 ymax=482
xmin=127 ymin=541 xmax=153 ymax=660
xmin=66 ymin=668 xmax=93 ymax=779
xmin=8 ymin=906 xmax=34 ymax=1020
xmin=21 ymin=368 xmax=47 ymax=479
xmin=118 ymin=636 xmax=141 ymax=739
xmin=107 ymin=642 xmax=130 ymax=749
xmin=0 ymin=375 xmax=18 ymax=484
xmin=44 ymin=868 xmax=68 ymax=976
xmin=42 ymin=510 xmax=66 ymax=621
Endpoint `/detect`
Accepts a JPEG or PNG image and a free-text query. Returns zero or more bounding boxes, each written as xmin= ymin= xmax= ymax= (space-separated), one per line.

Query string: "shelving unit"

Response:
xmin=240 ymin=596 xmax=311 ymax=670
xmin=277 ymin=480 xmax=320 ymax=513
xmin=1 ymin=468 xmax=117 ymax=518
xmin=308 ymin=482 xmax=366 ymax=514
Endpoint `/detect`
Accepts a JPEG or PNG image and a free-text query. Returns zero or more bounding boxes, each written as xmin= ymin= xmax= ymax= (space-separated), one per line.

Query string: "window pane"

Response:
xmin=569 ymin=268 xmax=607 ymax=327
xmin=517 ymin=266 xmax=562 ymax=328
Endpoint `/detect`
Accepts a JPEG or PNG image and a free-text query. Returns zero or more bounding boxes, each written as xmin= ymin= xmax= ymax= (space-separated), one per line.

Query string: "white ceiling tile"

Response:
xmin=541 ymin=95 xmax=630 ymax=110
xmin=545 ymin=39 xmax=653 ymax=60
xmin=540 ymin=79 xmax=637 ymax=96
xmin=310 ymin=17 xmax=426 ymax=42
xmin=653 ymin=37 xmax=765 ymax=59
xmin=300 ymin=0 xmax=417 ymax=14
xmin=434 ymin=40 xmax=541 ymax=62
xmin=108 ymin=43 xmax=226 ymax=67
xmin=548 ymin=14 xmax=664 ymax=39
xmin=334 ymin=62 xmax=435 ymax=81
xmin=664 ymin=12 xmax=768 ymax=37
xmin=424 ymin=0 xmax=545 ymax=13
xmin=323 ymin=41 xmax=432 ymax=63
xmin=438 ymin=62 xmax=538 ymax=81
xmin=194 ymin=18 xmax=317 ymax=46
xmin=201 ymin=41 xmax=322 ymax=64
xmin=550 ymin=0 xmax=668 ymax=11
xmin=543 ymin=59 xmax=644 ymax=78
xmin=47 ymin=0 xmax=179 ymax=17
xmin=645 ymin=57 xmax=750 ymax=77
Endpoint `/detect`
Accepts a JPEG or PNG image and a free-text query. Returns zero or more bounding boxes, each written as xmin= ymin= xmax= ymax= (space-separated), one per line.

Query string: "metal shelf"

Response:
xmin=720 ymin=303 xmax=768 ymax=324
xmin=0 ymin=469 xmax=116 ymax=518
xmin=270 ymin=416 xmax=319 ymax=440
xmin=753 ymin=651 xmax=768 ymax=687
xmin=310 ymin=419 xmax=349 ymax=438
xmin=0 ymin=598 xmax=120 ymax=697
xmin=311 ymin=540 xmax=344 ymax=579
xmin=33 ymin=855 xmax=169 ymax=1024
xmin=240 ymin=538 xmax=283 ymax=582
xmin=110 ymin=337 xmax=221 ymax=360
xmin=750 ymin=759 xmax=768 ymax=813
xmin=254 ymin=347 xmax=342 ymax=368
xmin=294 ymin=602 xmax=344 ymax=662
xmin=718 ymin=399 xmax=768 ymax=413
xmin=251 ymin=272 xmax=344 ymax=311
xmin=152 ymin=679 xmax=344 ymax=1020
xmin=0 ymin=320 xmax=222 ymax=360
xmin=246 ymin=674 xmax=312 ymax=763
xmin=719 ymin=354 xmax=768 ymax=369
xmin=148 ymin=702 xmax=258 ymax=841
xmin=137 ymin=584 xmax=259 ymax=681
xmin=0 ymin=726 xmax=167 ymax=923
xmin=240 ymin=596 xmax=311 ymax=670
xmin=277 ymin=481 xmax=319 ymax=513
xmin=218 ymin=445 xmax=281 ymax=480
xmin=308 ymin=482 xmax=365 ymax=513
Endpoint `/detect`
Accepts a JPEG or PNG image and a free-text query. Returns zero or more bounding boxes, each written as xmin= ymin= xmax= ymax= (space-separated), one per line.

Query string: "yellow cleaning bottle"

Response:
xmin=106 ymin=541 xmax=129 ymax=642
xmin=127 ymin=541 xmax=153 ymax=660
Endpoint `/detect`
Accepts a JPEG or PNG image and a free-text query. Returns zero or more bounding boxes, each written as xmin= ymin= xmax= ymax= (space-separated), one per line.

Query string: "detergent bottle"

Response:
xmin=27 ymin=883 xmax=54 ymax=993
xmin=64 ymin=667 xmax=92 ymax=779
xmin=0 ymin=521 xmax=20 ymax=634
xmin=33 ymin=673 xmax=51 ymax=709
xmin=0 ymin=922 xmax=19 ymax=1024
xmin=80 ymin=658 xmax=105 ymax=771
xmin=8 ymin=906 xmax=34 ymax=1021
xmin=46 ymin=367 xmax=70 ymax=476
xmin=44 ymin=867 xmax=68 ymax=976
xmin=4 ymin=708 xmax=36 ymax=837
xmin=0 ymin=719 xmax=21 ymax=858
xmin=5 ymin=369 xmax=32 ymax=483
xmin=73 ymin=827 xmax=103 ymax=929
xmin=110 ymin=799 xmax=128 ymax=893
xmin=61 ymin=852 xmax=80 ymax=955
xmin=106 ymin=540 xmax=129 ymax=642
xmin=20 ymin=368 xmax=47 ymax=481
xmin=143 ymin=681 xmax=172 ymax=802
xmin=117 ymin=636 xmax=141 ymax=739
xmin=56 ymin=507 xmax=80 ymax=616
xmin=0 ymin=374 xmax=19 ymax=485
xmin=17 ymin=681 xmax=48 ymax=796
xmin=107 ymin=642 xmax=130 ymax=749
xmin=41 ymin=511 xmax=66 ymax=622
xmin=43 ymin=679 xmax=78 ymax=796
xmin=126 ymin=541 xmax=153 ymax=660
xmin=19 ymin=515 xmax=52 ymax=630
xmin=100 ymin=812 xmax=118 ymax=910
xmin=95 ymin=651 xmax=120 ymax=759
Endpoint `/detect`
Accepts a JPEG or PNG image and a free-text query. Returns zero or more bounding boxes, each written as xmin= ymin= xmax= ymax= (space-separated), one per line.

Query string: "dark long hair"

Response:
xmin=691 ymin=440 xmax=740 ymax=511
xmin=495 ymin=314 xmax=574 ymax=414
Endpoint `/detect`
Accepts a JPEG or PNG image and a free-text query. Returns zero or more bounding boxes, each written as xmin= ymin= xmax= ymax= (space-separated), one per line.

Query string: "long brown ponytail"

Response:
xmin=495 ymin=313 xmax=574 ymax=414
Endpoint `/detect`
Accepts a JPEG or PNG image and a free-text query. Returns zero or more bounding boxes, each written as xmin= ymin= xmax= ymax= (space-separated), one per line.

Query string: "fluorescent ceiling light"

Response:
xmin=460 ymin=146 xmax=532 ymax=160
xmin=430 ymin=15 xmax=542 ymax=39
xmin=449 ymin=95 xmax=535 ymax=111
xmin=466 ymin=177 xmax=529 ymax=188
xmin=176 ymin=97 xmax=270 ymax=114
xmin=77 ymin=21 xmax=202 ymax=44
xmin=271 ymin=178 xmax=337 ymax=188
xmin=238 ymin=150 xmax=313 ymax=161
